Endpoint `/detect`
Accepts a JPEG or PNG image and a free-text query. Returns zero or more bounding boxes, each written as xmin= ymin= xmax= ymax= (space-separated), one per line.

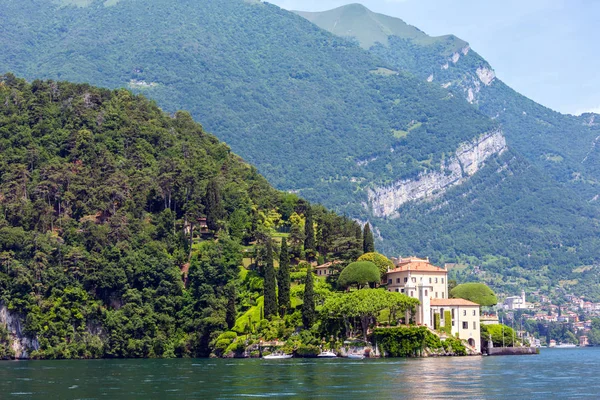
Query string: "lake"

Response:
xmin=0 ymin=348 xmax=598 ymax=399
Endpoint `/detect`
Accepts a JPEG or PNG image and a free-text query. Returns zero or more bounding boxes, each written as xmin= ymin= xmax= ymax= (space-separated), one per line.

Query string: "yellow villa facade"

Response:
xmin=385 ymin=257 xmax=481 ymax=353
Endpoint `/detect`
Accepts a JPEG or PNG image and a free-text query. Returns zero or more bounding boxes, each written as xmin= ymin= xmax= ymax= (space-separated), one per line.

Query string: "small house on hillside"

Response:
xmin=314 ymin=261 xmax=342 ymax=277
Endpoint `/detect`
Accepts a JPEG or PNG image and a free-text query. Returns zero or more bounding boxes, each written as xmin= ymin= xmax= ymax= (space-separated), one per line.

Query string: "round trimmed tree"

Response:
xmin=357 ymin=252 xmax=394 ymax=276
xmin=450 ymin=283 xmax=497 ymax=307
xmin=338 ymin=261 xmax=380 ymax=289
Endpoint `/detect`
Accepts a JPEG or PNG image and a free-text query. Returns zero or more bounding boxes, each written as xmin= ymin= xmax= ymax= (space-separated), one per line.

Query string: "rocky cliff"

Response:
xmin=0 ymin=304 xmax=39 ymax=359
xmin=368 ymin=129 xmax=507 ymax=218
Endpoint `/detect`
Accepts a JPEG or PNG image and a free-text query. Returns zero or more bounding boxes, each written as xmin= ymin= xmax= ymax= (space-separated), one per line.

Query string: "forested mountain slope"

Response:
xmin=1 ymin=0 xmax=599 ymax=285
xmin=298 ymin=4 xmax=600 ymax=201
xmin=0 ymin=75 xmax=363 ymax=358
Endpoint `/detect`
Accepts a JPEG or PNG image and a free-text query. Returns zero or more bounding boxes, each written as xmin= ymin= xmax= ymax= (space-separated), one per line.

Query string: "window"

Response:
xmin=462 ymin=321 xmax=468 ymax=329
xmin=442 ymin=278 xmax=444 ymax=284
xmin=435 ymin=292 xmax=438 ymax=298
xmin=473 ymin=321 xmax=476 ymax=330
xmin=440 ymin=308 xmax=444 ymax=316
xmin=410 ymin=291 xmax=414 ymax=297
xmin=463 ymin=310 xmax=467 ymax=316
xmin=400 ymin=288 xmax=405 ymax=293
xmin=388 ymin=279 xmax=392 ymax=285
xmin=396 ymin=278 xmax=400 ymax=284
xmin=452 ymin=321 xmax=455 ymax=327
xmin=396 ymin=288 xmax=400 ymax=293
xmin=451 ymin=309 xmax=455 ymax=319
xmin=429 ymin=277 xmax=432 ymax=284
xmin=412 ymin=277 xmax=416 ymax=283
xmin=442 ymin=292 xmax=445 ymax=299
xmin=425 ymin=290 xmax=428 ymax=296
xmin=473 ymin=310 xmax=476 ymax=316
xmin=404 ymin=277 xmax=408 ymax=283
xmin=435 ymin=278 xmax=438 ymax=283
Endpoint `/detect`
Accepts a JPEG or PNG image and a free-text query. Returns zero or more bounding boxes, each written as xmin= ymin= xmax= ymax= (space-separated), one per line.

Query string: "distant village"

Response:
xmin=497 ymin=289 xmax=599 ymax=347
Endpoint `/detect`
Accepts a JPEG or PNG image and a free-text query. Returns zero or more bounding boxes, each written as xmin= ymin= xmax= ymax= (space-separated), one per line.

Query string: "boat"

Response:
xmin=317 ymin=350 xmax=337 ymax=358
xmin=263 ymin=352 xmax=293 ymax=359
xmin=554 ymin=343 xmax=577 ymax=348
xmin=347 ymin=353 xmax=365 ymax=360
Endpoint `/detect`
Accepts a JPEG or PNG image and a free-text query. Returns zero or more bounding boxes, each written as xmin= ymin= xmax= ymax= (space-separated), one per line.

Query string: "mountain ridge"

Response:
xmin=296 ymin=3 xmax=600 ymax=203
xmin=294 ymin=3 xmax=466 ymax=53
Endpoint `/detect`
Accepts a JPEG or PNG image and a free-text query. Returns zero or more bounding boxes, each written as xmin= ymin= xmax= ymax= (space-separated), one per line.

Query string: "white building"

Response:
xmin=385 ymin=257 xmax=481 ymax=352
xmin=503 ymin=290 xmax=531 ymax=310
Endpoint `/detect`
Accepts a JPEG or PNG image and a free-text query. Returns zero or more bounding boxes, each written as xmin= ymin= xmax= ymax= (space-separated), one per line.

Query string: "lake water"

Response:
xmin=0 ymin=348 xmax=598 ymax=399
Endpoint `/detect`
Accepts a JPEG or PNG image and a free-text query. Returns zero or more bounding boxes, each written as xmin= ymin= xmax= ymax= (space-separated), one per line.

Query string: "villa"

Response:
xmin=386 ymin=257 xmax=481 ymax=352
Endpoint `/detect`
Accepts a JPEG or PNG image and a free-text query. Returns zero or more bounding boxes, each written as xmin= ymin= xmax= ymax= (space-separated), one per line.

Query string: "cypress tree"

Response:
xmin=263 ymin=238 xmax=278 ymax=319
xmin=277 ymin=238 xmax=291 ymax=317
xmin=363 ymin=223 xmax=375 ymax=253
xmin=226 ymin=285 xmax=237 ymax=329
xmin=355 ymin=223 xmax=363 ymax=241
xmin=304 ymin=206 xmax=315 ymax=253
xmin=302 ymin=266 xmax=315 ymax=328
xmin=204 ymin=178 xmax=225 ymax=231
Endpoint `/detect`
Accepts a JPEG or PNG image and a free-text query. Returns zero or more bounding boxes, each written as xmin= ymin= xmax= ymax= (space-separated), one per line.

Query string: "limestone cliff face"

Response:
xmin=0 ymin=304 xmax=39 ymax=359
xmin=476 ymin=67 xmax=496 ymax=86
xmin=368 ymin=129 xmax=507 ymax=218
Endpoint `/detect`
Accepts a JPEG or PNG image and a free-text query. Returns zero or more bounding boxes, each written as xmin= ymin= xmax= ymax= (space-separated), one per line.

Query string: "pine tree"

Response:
xmin=363 ymin=223 xmax=375 ymax=253
xmin=277 ymin=238 xmax=291 ymax=317
xmin=302 ymin=266 xmax=315 ymax=328
xmin=226 ymin=285 xmax=237 ymax=329
xmin=304 ymin=206 xmax=315 ymax=257
xmin=263 ymin=238 xmax=278 ymax=319
xmin=204 ymin=178 xmax=225 ymax=231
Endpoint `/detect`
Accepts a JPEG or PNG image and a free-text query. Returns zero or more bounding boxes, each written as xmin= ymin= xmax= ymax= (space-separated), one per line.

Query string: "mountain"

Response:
xmin=0 ymin=74 xmax=363 ymax=358
xmin=1 ymin=0 xmax=600 ymax=291
xmin=297 ymin=4 xmax=600 ymax=201
xmin=296 ymin=3 xmax=467 ymax=53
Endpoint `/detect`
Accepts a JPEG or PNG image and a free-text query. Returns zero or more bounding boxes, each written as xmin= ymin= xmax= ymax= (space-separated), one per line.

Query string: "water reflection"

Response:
xmin=0 ymin=349 xmax=600 ymax=399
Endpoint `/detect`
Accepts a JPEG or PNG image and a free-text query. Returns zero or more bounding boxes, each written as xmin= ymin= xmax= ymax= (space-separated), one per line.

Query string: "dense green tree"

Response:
xmin=357 ymin=252 xmax=394 ymax=276
xmin=481 ymin=324 xmax=519 ymax=347
xmin=450 ymin=283 xmax=497 ymax=307
xmin=363 ymin=223 xmax=375 ymax=254
xmin=263 ymin=239 xmax=277 ymax=319
xmin=338 ymin=261 xmax=380 ymax=289
xmin=322 ymin=289 xmax=418 ymax=341
xmin=304 ymin=206 xmax=315 ymax=256
xmin=302 ymin=266 xmax=315 ymax=328
xmin=277 ymin=238 xmax=291 ymax=316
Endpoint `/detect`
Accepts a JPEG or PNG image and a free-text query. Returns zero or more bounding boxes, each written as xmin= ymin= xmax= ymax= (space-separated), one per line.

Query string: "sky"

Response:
xmin=268 ymin=0 xmax=599 ymax=115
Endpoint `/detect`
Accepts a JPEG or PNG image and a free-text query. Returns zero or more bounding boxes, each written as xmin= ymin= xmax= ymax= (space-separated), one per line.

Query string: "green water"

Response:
xmin=0 ymin=348 xmax=598 ymax=399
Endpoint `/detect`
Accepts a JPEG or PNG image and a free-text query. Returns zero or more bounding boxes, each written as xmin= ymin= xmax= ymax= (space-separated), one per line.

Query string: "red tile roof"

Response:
xmin=430 ymin=299 xmax=480 ymax=307
xmin=387 ymin=261 xmax=446 ymax=274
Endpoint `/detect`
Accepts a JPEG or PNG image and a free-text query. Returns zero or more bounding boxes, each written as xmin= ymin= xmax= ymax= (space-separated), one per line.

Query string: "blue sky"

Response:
xmin=269 ymin=0 xmax=599 ymax=115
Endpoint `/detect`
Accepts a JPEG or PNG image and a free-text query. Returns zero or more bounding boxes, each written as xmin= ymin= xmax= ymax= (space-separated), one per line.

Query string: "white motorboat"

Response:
xmin=317 ymin=350 xmax=337 ymax=358
xmin=555 ymin=343 xmax=577 ymax=348
xmin=347 ymin=353 xmax=365 ymax=359
xmin=263 ymin=352 xmax=293 ymax=359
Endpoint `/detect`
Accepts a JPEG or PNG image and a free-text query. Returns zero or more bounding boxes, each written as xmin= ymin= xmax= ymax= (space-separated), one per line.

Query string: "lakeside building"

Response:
xmin=503 ymin=290 xmax=532 ymax=310
xmin=385 ymin=257 xmax=481 ymax=352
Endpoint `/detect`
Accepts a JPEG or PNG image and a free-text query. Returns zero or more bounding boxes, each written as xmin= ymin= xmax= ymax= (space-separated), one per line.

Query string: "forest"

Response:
xmin=0 ymin=75 xmax=383 ymax=358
